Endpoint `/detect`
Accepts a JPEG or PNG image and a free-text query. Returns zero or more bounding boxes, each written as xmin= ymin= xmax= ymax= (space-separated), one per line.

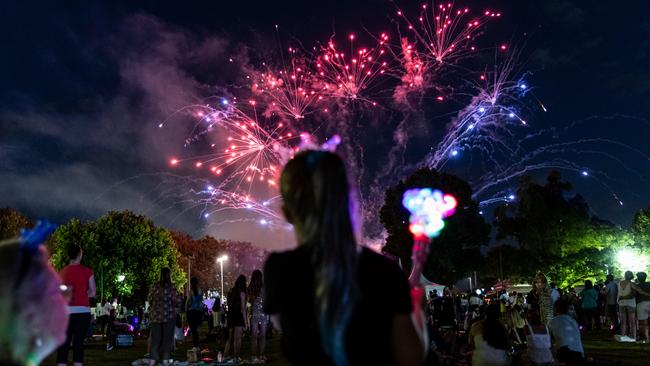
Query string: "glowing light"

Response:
xmin=508 ymin=194 xmax=515 ymax=200
xmin=582 ymin=171 xmax=589 ymax=176
xmin=221 ymin=99 xmax=229 ymax=105
xmin=478 ymin=107 xmax=485 ymax=113
xmin=519 ymin=84 xmax=527 ymax=89
xmin=451 ymin=150 xmax=459 ymax=156
xmin=508 ymin=112 xmax=515 ymax=118
xmin=402 ymin=188 xmax=457 ymax=239
xmin=204 ymin=213 xmax=210 ymax=218
xmin=259 ymin=219 xmax=268 ymax=225
xmin=616 ymin=249 xmax=649 ymax=274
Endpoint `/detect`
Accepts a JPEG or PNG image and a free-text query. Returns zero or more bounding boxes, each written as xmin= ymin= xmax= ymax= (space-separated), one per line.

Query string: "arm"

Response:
xmin=391 ymin=313 xmax=426 ymax=366
xmin=270 ymin=314 xmax=282 ymax=332
xmin=87 ymin=274 xmax=97 ymax=298
xmin=240 ymin=291 xmax=249 ymax=328
xmin=631 ymin=283 xmax=650 ymax=297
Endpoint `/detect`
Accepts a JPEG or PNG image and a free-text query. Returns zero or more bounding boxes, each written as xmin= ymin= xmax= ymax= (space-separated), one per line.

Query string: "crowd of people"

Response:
xmin=2 ymin=150 xmax=650 ymax=366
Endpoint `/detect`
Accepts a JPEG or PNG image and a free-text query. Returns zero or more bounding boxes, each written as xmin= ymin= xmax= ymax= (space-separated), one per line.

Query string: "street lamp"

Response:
xmin=116 ymin=274 xmax=126 ymax=311
xmin=217 ymin=255 xmax=228 ymax=298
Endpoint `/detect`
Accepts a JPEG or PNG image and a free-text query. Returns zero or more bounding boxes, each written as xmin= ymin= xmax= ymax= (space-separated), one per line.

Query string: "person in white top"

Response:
xmin=469 ymin=304 xmax=511 ymax=366
xmin=548 ymin=299 xmax=584 ymax=365
xmin=525 ymin=309 xmax=554 ymax=366
xmin=619 ymin=271 xmax=638 ymax=341
xmin=99 ymin=300 xmax=112 ymax=336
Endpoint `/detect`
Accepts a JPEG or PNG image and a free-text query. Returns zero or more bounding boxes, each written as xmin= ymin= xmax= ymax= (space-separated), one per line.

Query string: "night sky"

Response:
xmin=1 ymin=0 xmax=649 ymax=249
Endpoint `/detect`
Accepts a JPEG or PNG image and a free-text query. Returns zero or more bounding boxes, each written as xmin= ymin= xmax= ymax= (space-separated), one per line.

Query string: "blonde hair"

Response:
xmin=0 ymin=238 xmax=62 ymax=365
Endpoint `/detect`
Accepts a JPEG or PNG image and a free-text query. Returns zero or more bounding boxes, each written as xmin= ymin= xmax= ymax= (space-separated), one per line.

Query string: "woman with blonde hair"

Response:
xmin=0 ymin=222 xmax=69 ymax=366
xmin=533 ymin=272 xmax=553 ymax=325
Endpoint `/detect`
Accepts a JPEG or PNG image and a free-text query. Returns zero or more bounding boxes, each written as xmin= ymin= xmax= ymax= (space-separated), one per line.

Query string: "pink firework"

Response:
xmin=251 ymin=48 xmax=325 ymax=120
xmin=397 ymin=2 xmax=500 ymax=65
xmin=163 ymin=101 xmax=297 ymax=198
xmin=315 ymin=33 xmax=391 ymax=104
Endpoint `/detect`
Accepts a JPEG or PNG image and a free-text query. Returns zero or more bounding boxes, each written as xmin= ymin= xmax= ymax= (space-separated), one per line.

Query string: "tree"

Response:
xmin=50 ymin=211 xmax=185 ymax=304
xmin=173 ymin=232 xmax=268 ymax=297
xmin=0 ymin=207 xmax=33 ymax=240
xmin=380 ymin=168 xmax=490 ymax=285
xmin=632 ymin=207 xmax=650 ymax=248
xmin=493 ymin=171 xmax=630 ymax=287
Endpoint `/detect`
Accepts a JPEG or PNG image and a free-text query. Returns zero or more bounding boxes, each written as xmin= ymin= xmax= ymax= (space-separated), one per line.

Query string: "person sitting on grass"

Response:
xmin=106 ymin=308 xmax=132 ymax=351
xmin=524 ymin=309 xmax=554 ymax=366
xmin=548 ymin=299 xmax=584 ymax=365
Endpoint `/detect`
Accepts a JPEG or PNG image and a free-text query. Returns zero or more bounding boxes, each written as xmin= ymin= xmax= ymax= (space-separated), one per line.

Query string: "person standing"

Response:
xmin=186 ymin=277 xmax=204 ymax=350
xmin=534 ymin=273 xmax=553 ymax=325
xmin=56 ymin=244 xmax=96 ymax=366
xmin=604 ymin=274 xmax=619 ymax=330
xmin=263 ymin=151 xmax=424 ymax=365
xmin=224 ymin=275 xmax=248 ymax=362
xmin=248 ymin=269 xmax=268 ymax=364
xmin=579 ymin=280 xmax=598 ymax=331
xmin=635 ymin=272 xmax=650 ymax=343
xmin=148 ymin=267 xmax=181 ymax=366
xmin=100 ymin=300 xmax=112 ymax=336
xmin=618 ymin=271 xmax=638 ymax=341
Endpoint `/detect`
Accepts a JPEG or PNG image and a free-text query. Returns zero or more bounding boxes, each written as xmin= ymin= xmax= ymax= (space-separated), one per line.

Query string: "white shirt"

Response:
xmin=102 ymin=303 xmax=112 ymax=316
xmin=548 ymin=314 xmax=584 ymax=355
xmin=469 ymin=295 xmax=481 ymax=306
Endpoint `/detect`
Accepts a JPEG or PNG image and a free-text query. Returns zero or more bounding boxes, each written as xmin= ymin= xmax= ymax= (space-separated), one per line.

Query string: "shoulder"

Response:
xmin=82 ymin=265 xmax=93 ymax=276
xmin=359 ymin=247 xmax=402 ymax=274
xmin=264 ymin=246 xmax=309 ymax=275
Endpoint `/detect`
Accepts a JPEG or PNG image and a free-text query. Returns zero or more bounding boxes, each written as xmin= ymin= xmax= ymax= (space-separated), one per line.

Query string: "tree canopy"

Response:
xmin=380 ymin=168 xmax=490 ymax=285
xmin=0 ymin=207 xmax=33 ymax=240
xmin=492 ymin=171 xmax=632 ymax=287
xmin=172 ymin=231 xmax=267 ymax=297
xmin=50 ymin=210 xmax=185 ymax=304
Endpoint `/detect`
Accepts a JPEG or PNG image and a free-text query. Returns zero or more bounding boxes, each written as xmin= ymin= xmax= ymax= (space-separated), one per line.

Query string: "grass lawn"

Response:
xmin=44 ymin=326 xmax=649 ymax=365
xmin=45 ymin=324 xmax=288 ymax=365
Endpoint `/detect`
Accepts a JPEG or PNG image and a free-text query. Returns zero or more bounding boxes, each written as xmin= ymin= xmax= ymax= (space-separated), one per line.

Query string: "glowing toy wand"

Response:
xmin=402 ymin=188 xmax=457 ymax=288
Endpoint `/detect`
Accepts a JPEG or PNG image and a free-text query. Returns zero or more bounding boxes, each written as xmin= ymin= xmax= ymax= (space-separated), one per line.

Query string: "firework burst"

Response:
xmin=315 ymin=32 xmax=392 ymax=105
xmin=396 ymin=2 xmax=500 ymax=65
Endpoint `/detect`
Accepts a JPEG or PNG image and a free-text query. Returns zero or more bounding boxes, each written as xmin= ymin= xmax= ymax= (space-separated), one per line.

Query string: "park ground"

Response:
xmin=46 ymin=326 xmax=650 ymax=365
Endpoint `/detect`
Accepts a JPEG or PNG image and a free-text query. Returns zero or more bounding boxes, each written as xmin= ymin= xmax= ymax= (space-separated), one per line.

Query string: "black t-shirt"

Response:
xmin=264 ymin=245 xmax=412 ymax=365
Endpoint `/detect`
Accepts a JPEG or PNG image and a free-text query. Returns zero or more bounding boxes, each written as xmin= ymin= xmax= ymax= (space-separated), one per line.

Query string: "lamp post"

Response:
xmin=116 ymin=274 xmax=126 ymax=311
xmin=217 ymin=255 xmax=228 ymax=298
